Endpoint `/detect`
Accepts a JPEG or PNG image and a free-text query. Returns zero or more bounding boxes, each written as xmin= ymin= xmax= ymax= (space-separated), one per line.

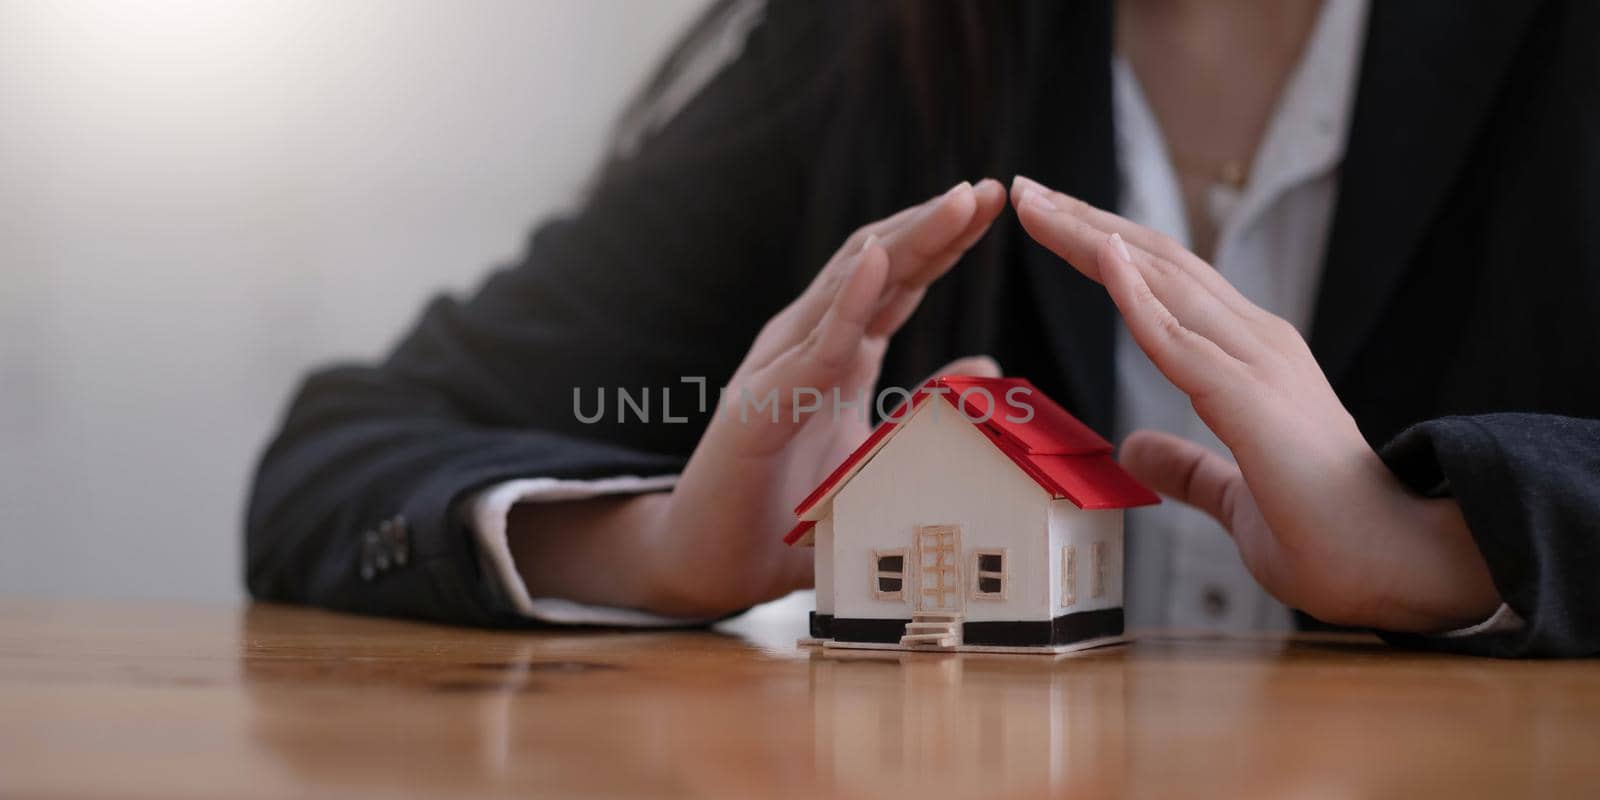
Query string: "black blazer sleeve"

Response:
xmin=1378 ymin=414 xmax=1600 ymax=657
xmin=245 ymin=2 xmax=846 ymax=626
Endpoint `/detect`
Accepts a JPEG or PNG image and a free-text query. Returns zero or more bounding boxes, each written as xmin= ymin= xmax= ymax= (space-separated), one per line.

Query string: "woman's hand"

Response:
xmin=512 ymin=180 xmax=1007 ymax=618
xmin=1011 ymin=175 xmax=1501 ymax=633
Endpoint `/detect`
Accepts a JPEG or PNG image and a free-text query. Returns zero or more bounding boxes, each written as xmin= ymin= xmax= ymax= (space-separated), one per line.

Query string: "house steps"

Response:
xmin=899 ymin=612 xmax=962 ymax=650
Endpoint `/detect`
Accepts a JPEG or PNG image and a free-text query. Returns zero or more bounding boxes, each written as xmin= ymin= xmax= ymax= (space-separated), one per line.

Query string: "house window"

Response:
xmin=1061 ymin=545 xmax=1077 ymax=607
xmin=1091 ymin=541 xmax=1108 ymax=599
xmin=873 ymin=549 xmax=906 ymax=601
xmin=973 ymin=550 xmax=1006 ymax=600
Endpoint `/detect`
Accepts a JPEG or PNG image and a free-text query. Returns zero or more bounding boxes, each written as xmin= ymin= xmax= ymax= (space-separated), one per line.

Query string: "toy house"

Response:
xmin=784 ymin=376 xmax=1159 ymax=654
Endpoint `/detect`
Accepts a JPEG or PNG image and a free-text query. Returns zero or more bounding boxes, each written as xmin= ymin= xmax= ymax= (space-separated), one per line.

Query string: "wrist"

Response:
xmin=507 ymin=491 xmax=677 ymax=612
xmin=1409 ymin=496 xmax=1502 ymax=631
xmin=1363 ymin=491 xmax=1501 ymax=634
xmin=633 ymin=496 xmax=752 ymax=618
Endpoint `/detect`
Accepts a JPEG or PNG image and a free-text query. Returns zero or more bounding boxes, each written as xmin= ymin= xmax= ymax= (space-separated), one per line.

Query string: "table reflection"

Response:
xmin=229 ymin=603 xmax=1576 ymax=799
xmin=806 ymin=648 xmax=1128 ymax=798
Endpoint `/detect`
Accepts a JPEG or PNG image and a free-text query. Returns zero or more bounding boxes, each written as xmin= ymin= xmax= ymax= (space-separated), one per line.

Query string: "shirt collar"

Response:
xmin=1243 ymin=0 xmax=1370 ymax=219
xmin=1112 ymin=0 xmax=1371 ymax=246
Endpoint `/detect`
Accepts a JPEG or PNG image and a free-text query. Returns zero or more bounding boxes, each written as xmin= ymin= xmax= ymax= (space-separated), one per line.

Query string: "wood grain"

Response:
xmin=1 ymin=597 xmax=1596 ymax=799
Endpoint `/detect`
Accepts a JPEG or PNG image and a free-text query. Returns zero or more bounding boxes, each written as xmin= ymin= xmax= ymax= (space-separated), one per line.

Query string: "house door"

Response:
xmin=916 ymin=525 xmax=962 ymax=612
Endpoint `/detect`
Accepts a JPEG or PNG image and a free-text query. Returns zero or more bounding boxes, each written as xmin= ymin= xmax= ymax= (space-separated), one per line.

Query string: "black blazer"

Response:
xmin=246 ymin=1 xmax=1600 ymax=656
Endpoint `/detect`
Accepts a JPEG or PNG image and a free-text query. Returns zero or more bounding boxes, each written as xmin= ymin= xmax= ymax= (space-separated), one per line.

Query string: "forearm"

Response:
xmin=507 ymin=492 xmax=677 ymax=613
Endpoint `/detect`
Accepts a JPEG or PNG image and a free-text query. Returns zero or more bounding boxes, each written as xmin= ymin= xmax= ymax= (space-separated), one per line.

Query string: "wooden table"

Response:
xmin=2 ymin=597 xmax=1596 ymax=799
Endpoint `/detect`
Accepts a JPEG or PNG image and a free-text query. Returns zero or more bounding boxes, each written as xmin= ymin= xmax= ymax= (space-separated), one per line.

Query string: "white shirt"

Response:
xmin=469 ymin=0 xmax=1519 ymax=637
xmin=1113 ymin=0 xmax=1368 ymax=632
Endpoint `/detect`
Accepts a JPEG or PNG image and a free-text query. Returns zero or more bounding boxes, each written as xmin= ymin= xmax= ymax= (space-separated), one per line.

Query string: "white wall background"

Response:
xmin=0 ymin=0 xmax=707 ymax=603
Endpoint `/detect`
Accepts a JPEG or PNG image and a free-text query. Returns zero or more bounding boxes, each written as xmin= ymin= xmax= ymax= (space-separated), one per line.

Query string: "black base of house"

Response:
xmin=829 ymin=617 xmax=908 ymax=644
xmin=965 ymin=608 xmax=1124 ymax=647
xmin=826 ymin=608 xmax=1124 ymax=647
xmin=809 ymin=612 xmax=834 ymax=639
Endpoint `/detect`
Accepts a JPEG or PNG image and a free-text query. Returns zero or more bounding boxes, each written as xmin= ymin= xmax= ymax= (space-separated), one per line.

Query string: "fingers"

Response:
xmin=1014 ymin=181 xmax=1271 ymax=362
xmin=864 ymin=285 xmax=927 ymax=338
xmin=1098 ymin=232 xmax=1245 ymax=397
xmin=801 ymin=179 xmax=1002 ymax=333
xmin=748 ymin=179 xmax=1002 ymax=377
xmin=877 ymin=181 xmax=980 ymax=265
xmin=715 ymin=242 xmax=889 ymax=455
xmin=864 ymin=179 xmax=1005 ymax=337
xmin=1118 ymin=429 xmax=1282 ymax=595
xmin=1118 ymin=430 xmax=1246 ymax=530
xmin=805 ymin=241 xmax=890 ymax=370
xmin=897 ymin=177 xmax=1007 ymax=283
xmin=1012 ymin=175 xmax=1260 ymax=319
xmin=732 ymin=179 xmax=1004 ymax=436
xmin=804 ymin=182 xmax=973 ymax=308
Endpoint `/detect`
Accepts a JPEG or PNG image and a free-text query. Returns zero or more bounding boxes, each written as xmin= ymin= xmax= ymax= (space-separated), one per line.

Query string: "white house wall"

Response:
xmin=831 ymin=398 xmax=1052 ymax=623
xmin=1047 ymin=500 xmax=1124 ymax=615
xmin=814 ymin=517 xmax=834 ymax=615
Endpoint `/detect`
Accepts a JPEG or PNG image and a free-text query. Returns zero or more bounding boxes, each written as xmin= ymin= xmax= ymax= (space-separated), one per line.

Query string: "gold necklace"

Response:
xmin=1169 ymin=149 xmax=1249 ymax=190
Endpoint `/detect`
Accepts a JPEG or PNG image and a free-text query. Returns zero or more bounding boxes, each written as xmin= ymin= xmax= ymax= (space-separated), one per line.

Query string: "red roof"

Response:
xmin=783 ymin=376 xmax=1158 ymax=545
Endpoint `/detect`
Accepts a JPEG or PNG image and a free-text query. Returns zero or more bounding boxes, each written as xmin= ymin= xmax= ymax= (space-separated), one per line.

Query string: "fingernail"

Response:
xmin=860 ymin=233 xmax=879 ymax=255
xmin=1012 ymin=174 xmax=1043 ymax=195
xmin=1110 ymin=232 xmax=1133 ymax=262
xmin=1021 ymin=187 xmax=1057 ymax=212
xmin=943 ymin=180 xmax=971 ymax=199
